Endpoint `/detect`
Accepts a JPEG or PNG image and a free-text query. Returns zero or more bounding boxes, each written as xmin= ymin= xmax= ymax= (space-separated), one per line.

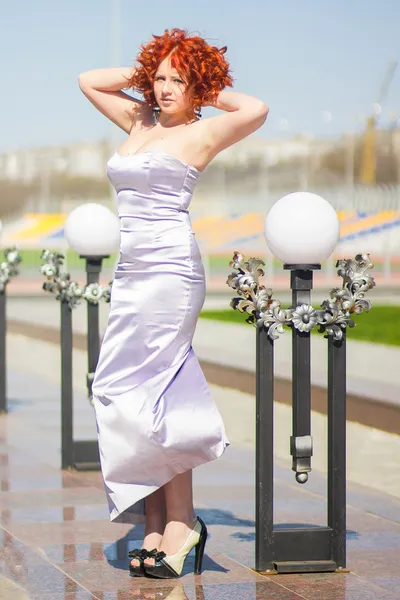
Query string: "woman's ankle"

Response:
xmin=165 ymin=512 xmax=196 ymax=528
xmin=143 ymin=528 xmax=163 ymax=536
xmin=144 ymin=513 xmax=166 ymax=532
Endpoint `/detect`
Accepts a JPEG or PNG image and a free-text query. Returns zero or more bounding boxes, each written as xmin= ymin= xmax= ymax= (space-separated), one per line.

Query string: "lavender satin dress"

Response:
xmin=92 ymin=150 xmax=229 ymax=524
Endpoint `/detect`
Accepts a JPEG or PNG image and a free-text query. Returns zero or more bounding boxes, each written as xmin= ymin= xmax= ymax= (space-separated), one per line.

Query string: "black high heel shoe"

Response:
xmin=144 ymin=516 xmax=207 ymax=579
xmin=129 ymin=548 xmax=158 ymax=576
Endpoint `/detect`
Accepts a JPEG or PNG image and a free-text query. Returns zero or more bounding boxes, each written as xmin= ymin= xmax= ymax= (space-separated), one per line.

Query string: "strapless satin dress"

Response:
xmin=92 ymin=150 xmax=229 ymax=524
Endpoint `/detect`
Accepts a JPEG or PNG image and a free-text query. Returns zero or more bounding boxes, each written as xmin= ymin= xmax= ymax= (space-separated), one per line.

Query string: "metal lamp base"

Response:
xmin=79 ymin=255 xmax=110 ymax=266
xmin=283 ymin=263 xmax=321 ymax=271
xmin=255 ymin=562 xmax=349 ymax=577
xmin=73 ymin=440 xmax=101 ymax=471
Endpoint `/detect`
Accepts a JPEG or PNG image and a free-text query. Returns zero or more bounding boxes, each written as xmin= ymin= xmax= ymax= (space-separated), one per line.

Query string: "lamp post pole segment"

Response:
xmin=255 ymin=325 xmax=274 ymax=572
xmin=0 ymin=289 xmax=6 ymax=413
xmin=80 ymin=256 xmax=108 ymax=400
xmin=60 ymin=299 xmax=74 ymax=469
xmin=0 ymin=247 xmax=22 ymax=413
xmin=327 ymin=333 xmax=347 ymax=568
xmin=286 ymin=265 xmax=320 ymax=483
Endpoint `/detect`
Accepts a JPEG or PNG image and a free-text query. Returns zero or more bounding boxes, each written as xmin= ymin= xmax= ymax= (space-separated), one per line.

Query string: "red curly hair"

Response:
xmin=128 ymin=28 xmax=233 ymax=112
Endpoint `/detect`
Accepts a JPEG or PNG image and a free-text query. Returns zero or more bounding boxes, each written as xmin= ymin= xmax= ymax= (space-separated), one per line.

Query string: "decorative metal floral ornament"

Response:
xmin=83 ymin=282 xmax=111 ymax=304
xmin=227 ymin=252 xmax=375 ymax=341
xmin=40 ymin=250 xmax=112 ymax=309
xmin=0 ymin=246 xmax=22 ymax=293
xmin=292 ymin=304 xmax=318 ymax=333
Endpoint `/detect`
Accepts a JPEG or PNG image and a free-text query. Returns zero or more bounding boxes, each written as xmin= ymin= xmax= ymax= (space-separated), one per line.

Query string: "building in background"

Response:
xmin=0 ymin=140 xmax=112 ymax=182
xmin=1 ymin=130 xmax=400 ymax=219
xmin=0 ymin=135 xmax=336 ymax=182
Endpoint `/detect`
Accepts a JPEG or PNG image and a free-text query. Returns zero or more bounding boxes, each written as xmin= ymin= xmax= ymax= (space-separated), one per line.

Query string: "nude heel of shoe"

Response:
xmin=144 ymin=516 xmax=208 ymax=578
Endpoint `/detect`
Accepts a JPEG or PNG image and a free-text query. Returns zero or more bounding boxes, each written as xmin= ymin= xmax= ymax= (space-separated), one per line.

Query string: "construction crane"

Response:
xmin=360 ymin=60 xmax=398 ymax=185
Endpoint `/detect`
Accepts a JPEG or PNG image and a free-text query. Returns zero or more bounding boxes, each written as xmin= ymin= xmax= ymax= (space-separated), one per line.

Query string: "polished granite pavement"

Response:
xmin=1 ymin=368 xmax=400 ymax=599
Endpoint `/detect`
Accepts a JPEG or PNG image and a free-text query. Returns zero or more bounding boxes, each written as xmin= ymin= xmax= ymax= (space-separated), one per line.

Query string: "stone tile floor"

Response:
xmin=1 ymin=369 xmax=400 ymax=599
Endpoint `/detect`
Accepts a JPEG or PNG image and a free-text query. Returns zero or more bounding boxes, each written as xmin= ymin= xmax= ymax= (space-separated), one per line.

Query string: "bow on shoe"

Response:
xmin=128 ymin=548 xmax=149 ymax=560
xmin=153 ymin=551 xmax=166 ymax=561
xmin=129 ymin=548 xmax=160 ymax=577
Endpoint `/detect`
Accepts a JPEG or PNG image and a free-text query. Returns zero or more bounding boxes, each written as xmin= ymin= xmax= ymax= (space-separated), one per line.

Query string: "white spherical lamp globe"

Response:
xmin=64 ymin=203 xmax=120 ymax=256
xmin=264 ymin=192 xmax=340 ymax=264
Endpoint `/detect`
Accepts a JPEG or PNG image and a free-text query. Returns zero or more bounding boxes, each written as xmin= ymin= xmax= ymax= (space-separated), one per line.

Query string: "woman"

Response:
xmin=79 ymin=28 xmax=268 ymax=579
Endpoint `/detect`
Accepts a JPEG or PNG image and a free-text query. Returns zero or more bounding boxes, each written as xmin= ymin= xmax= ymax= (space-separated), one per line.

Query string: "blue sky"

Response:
xmin=1 ymin=0 xmax=400 ymax=152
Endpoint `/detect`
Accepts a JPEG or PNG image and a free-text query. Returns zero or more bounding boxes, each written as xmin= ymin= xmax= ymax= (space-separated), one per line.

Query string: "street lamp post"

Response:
xmin=227 ymin=192 xmax=375 ymax=575
xmin=0 ymin=244 xmax=22 ymax=413
xmin=42 ymin=203 xmax=120 ymax=470
xmin=64 ymin=203 xmax=120 ymax=403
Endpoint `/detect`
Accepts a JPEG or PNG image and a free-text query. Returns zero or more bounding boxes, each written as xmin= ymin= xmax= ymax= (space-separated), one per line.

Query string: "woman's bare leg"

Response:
xmin=131 ymin=486 xmax=166 ymax=567
xmin=158 ymin=470 xmax=196 ymax=557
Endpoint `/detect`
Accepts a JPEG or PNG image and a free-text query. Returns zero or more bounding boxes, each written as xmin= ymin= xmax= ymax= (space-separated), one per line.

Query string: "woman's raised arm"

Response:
xmin=203 ymin=91 xmax=269 ymax=155
xmin=78 ymin=67 xmax=146 ymax=133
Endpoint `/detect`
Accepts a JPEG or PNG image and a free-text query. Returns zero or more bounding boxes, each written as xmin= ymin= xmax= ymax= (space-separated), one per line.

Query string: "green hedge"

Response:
xmin=199 ymin=306 xmax=400 ymax=347
xmin=13 ymin=249 xmax=118 ymax=269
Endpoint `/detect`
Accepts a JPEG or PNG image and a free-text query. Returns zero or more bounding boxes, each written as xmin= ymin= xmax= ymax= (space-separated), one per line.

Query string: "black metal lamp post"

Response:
xmin=41 ymin=202 xmax=120 ymax=470
xmin=41 ymin=250 xmax=112 ymax=470
xmin=227 ymin=192 xmax=376 ymax=575
xmin=0 ymin=246 xmax=22 ymax=413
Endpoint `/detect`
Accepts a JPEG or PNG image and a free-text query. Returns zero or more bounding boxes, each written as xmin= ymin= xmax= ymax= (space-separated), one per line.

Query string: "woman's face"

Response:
xmin=153 ymin=56 xmax=193 ymax=116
